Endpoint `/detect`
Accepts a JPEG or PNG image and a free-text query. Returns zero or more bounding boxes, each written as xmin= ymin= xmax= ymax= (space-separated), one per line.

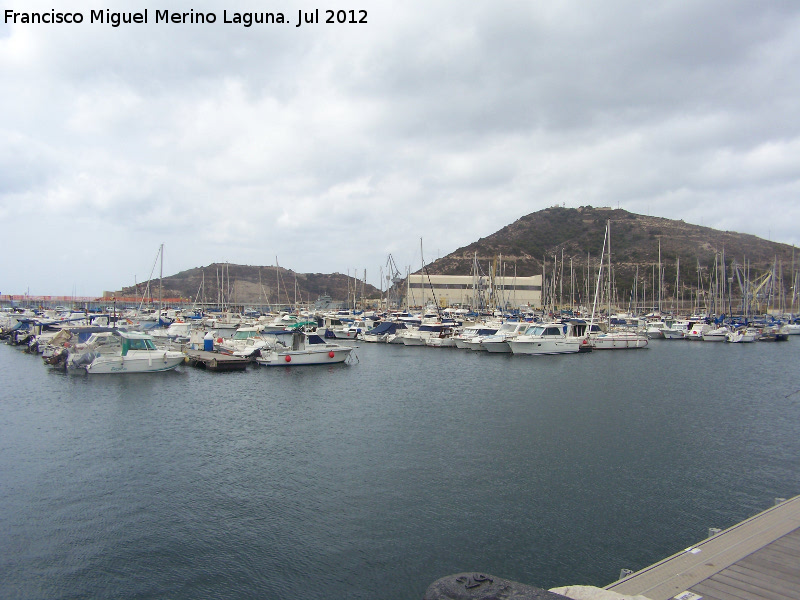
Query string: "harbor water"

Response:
xmin=2 ymin=340 xmax=799 ymax=599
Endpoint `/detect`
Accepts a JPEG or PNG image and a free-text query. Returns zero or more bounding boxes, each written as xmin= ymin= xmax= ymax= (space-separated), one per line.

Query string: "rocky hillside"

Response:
xmin=425 ymin=206 xmax=796 ymax=302
xmin=116 ymin=263 xmax=380 ymax=306
xmin=115 ymin=207 xmax=796 ymax=307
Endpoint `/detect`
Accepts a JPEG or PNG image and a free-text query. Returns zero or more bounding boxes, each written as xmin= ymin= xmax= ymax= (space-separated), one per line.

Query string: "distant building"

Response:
xmin=405 ymin=274 xmax=542 ymax=309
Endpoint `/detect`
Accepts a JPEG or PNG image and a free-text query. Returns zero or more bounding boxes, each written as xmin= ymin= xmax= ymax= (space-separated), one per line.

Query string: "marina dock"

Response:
xmin=605 ymin=495 xmax=800 ymax=600
xmin=184 ymin=349 xmax=250 ymax=371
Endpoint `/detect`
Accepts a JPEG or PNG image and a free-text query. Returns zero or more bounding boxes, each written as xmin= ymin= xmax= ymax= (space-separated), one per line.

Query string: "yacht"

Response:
xmin=508 ymin=322 xmax=587 ymax=355
xmin=75 ymin=331 xmax=185 ymax=374
xmin=590 ymin=329 xmax=648 ymax=349
xmin=480 ymin=322 xmax=530 ymax=353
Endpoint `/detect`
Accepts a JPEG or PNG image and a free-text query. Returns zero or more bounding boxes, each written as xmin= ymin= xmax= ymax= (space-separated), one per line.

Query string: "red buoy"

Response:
xmin=285 ymin=355 xmax=292 ymax=362
xmin=328 ymin=351 xmax=335 ymax=358
xmin=217 ymin=337 xmax=223 ymax=344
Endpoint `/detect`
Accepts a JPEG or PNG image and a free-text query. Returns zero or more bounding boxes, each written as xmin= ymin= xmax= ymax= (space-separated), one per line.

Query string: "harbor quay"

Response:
xmin=424 ymin=496 xmax=800 ymax=600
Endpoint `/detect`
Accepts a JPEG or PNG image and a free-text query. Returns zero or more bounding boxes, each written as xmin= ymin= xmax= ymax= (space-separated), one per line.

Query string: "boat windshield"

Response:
xmin=233 ymin=331 xmax=257 ymax=340
xmin=127 ymin=337 xmax=157 ymax=351
xmin=525 ymin=325 xmax=545 ymax=336
xmin=543 ymin=326 xmax=565 ymax=336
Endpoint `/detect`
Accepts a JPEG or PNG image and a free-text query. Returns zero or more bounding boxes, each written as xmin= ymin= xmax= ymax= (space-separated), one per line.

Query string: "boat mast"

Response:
xmin=657 ymin=239 xmax=661 ymax=314
xmin=420 ymin=238 xmax=425 ymax=310
xmin=159 ymin=243 xmax=164 ymax=321
xmin=588 ymin=221 xmax=609 ymax=333
xmin=792 ymin=246 xmax=797 ymax=315
xmin=559 ymin=248 xmax=564 ymax=311
xmin=721 ymin=246 xmax=726 ymax=317
xmin=607 ymin=221 xmax=612 ymax=318
xmin=675 ymin=256 xmax=680 ymax=315
xmin=570 ymin=257 xmax=574 ymax=310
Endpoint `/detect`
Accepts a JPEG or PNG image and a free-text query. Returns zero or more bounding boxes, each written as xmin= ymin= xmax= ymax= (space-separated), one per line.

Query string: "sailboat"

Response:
xmin=589 ymin=221 xmax=648 ymax=350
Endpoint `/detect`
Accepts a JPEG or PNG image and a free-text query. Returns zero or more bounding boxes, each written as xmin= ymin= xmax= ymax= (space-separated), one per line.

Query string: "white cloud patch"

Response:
xmin=2 ymin=0 xmax=800 ymax=295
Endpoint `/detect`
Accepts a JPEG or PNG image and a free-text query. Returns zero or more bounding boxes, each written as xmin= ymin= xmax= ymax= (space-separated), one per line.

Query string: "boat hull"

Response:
xmin=661 ymin=329 xmax=685 ymax=339
xmin=426 ymin=337 xmax=457 ymax=348
xmin=483 ymin=340 xmax=511 ymax=353
xmin=726 ymin=332 xmax=757 ymax=343
xmin=263 ymin=347 xmax=353 ymax=366
xmin=591 ymin=334 xmax=648 ymax=349
xmin=508 ymin=338 xmax=581 ymax=355
xmin=331 ymin=330 xmax=360 ymax=340
xmin=85 ymin=351 xmax=185 ymax=374
xmin=362 ymin=334 xmax=388 ymax=343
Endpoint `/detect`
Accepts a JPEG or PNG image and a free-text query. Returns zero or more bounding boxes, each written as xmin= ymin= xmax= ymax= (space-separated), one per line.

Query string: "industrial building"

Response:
xmin=404 ymin=273 xmax=542 ymax=309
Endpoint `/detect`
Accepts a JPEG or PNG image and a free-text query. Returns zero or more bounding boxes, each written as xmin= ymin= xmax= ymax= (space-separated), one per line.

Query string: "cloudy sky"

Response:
xmin=2 ymin=0 xmax=799 ymax=296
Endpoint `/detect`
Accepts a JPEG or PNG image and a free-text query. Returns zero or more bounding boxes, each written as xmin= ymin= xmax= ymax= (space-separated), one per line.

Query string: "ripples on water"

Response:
xmin=2 ymin=340 xmax=799 ymax=599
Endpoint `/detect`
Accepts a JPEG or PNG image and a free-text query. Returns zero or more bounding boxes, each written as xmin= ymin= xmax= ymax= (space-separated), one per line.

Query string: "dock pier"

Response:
xmin=424 ymin=494 xmax=800 ymax=600
xmin=604 ymin=494 xmax=800 ymax=600
xmin=184 ymin=349 xmax=250 ymax=371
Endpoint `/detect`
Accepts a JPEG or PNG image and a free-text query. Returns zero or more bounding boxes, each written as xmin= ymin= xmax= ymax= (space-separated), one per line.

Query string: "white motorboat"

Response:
xmin=216 ymin=326 xmax=285 ymax=357
xmin=702 ymin=326 xmax=730 ymax=342
xmin=257 ymin=332 xmax=353 ymax=366
xmin=150 ymin=320 xmax=193 ymax=343
xmin=685 ymin=322 xmax=711 ymax=341
xmin=424 ymin=325 xmax=459 ymax=348
xmin=425 ymin=334 xmax=458 ymax=348
xmin=508 ymin=322 xmax=587 ymax=355
xmin=401 ymin=323 xmax=452 ymax=346
xmin=80 ymin=331 xmax=185 ymax=374
xmin=589 ymin=329 xmax=648 ymax=350
xmin=645 ymin=321 xmax=666 ymax=339
xmin=363 ymin=321 xmax=405 ymax=343
xmin=480 ymin=322 xmax=530 ymax=353
xmin=726 ymin=328 xmax=758 ymax=343
xmin=453 ymin=324 xmax=501 ymax=349
xmin=452 ymin=324 xmax=485 ymax=349
xmin=330 ymin=323 xmax=362 ymax=340
xmin=462 ymin=326 xmax=500 ymax=351
xmin=661 ymin=327 xmax=686 ymax=339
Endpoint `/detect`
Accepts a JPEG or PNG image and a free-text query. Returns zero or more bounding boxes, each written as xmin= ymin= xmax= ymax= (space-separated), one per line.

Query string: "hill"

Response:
xmin=116 ymin=263 xmax=380 ymax=308
xmin=114 ymin=207 xmax=796 ymax=310
xmin=425 ymin=206 xmax=797 ymax=307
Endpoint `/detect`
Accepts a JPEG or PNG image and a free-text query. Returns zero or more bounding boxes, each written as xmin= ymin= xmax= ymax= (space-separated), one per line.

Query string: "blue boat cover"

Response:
xmin=366 ymin=322 xmax=398 ymax=335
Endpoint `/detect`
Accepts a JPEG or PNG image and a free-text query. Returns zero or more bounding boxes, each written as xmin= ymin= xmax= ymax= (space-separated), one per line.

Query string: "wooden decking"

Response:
xmin=605 ymin=495 xmax=800 ymax=600
xmin=185 ymin=349 xmax=250 ymax=371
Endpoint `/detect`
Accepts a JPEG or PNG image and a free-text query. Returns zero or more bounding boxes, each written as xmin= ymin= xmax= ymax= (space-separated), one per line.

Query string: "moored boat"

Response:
xmin=81 ymin=331 xmax=185 ymax=374
xmin=725 ymin=328 xmax=758 ymax=343
xmin=257 ymin=332 xmax=353 ymax=366
xmin=508 ymin=322 xmax=587 ymax=355
xmin=481 ymin=322 xmax=530 ymax=353
xmin=702 ymin=326 xmax=730 ymax=342
xmin=589 ymin=329 xmax=648 ymax=349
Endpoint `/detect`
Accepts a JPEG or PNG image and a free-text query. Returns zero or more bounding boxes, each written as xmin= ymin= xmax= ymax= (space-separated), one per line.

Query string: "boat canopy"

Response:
xmin=120 ymin=334 xmax=157 ymax=354
xmin=286 ymin=320 xmax=317 ymax=330
xmin=366 ymin=322 xmax=398 ymax=335
xmin=475 ymin=328 xmax=499 ymax=335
